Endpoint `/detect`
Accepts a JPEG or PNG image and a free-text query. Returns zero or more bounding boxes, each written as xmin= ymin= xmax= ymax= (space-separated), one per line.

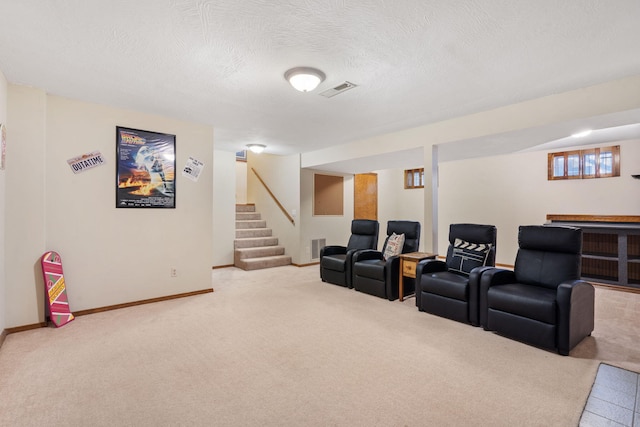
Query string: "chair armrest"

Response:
xmin=320 ymin=245 xmax=346 ymax=259
xmin=344 ymin=248 xmax=364 ymax=289
xmin=416 ymin=259 xmax=448 ymax=275
xmin=480 ymin=268 xmax=515 ymax=288
xmin=384 ymin=255 xmax=402 ymax=300
xmin=414 ymin=259 xmax=447 ymax=307
xmin=469 ymin=266 xmax=495 ymax=284
xmin=468 ymin=266 xmax=496 ymax=327
xmin=556 ymin=280 xmax=595 ymax=355
xmin=352 ymin=249 xmax=384 ymax=263
xmin=479 ymin=268 xmax=515 ymax=328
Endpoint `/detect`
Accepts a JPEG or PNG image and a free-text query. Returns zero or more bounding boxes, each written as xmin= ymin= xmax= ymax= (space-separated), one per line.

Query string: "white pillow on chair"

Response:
xmin=383 ymin=233 xmax=405 ymax=260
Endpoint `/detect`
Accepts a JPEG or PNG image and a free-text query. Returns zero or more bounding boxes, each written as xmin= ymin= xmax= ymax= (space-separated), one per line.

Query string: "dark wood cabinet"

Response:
xmin=547 ymin=215 xmax=640 ymax=289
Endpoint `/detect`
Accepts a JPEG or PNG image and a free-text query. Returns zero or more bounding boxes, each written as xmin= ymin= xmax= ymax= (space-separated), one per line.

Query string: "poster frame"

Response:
xmin=115 ymin=126 xmax=176 ymax=209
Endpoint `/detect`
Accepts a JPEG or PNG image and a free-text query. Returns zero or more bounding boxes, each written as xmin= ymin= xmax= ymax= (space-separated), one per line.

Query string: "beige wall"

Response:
xmin=247 ymin=152 xmax=301 ymax=263
xmin=438 ymin=139 xmax=640 ymax=265
xmin=376 ymin=167 xmax=425 ymax=252
xmin=300 ymin=169 xmax=354 ymax=263
xmin=3 ymin=73 xmax=640 ymax=329
xmin=5 ymin=87 xmax=213 ymax=327
xmin=298 ymin=166 xmax=425 ymax=263
xmin=235 ymin=160 xmax=247 ymax=204
xmin=302 ymin=75 xmax=640 ymax=255
xmin=6 ymin=85 xmax=47 ymax=328
xmin=0 ymin=71 xmax=6 ymax=332
xmin=213 ymin=149 xmax=236 ymax=267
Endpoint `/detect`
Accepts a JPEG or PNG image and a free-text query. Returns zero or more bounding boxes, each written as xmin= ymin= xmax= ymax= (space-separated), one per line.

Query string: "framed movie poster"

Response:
xmin=116 ymin=126 xmax=176 ymax=208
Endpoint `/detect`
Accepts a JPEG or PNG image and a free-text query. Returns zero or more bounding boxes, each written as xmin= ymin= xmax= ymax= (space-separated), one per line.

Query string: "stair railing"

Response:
xmin=251 ymin=168 xmax=295 ymax=225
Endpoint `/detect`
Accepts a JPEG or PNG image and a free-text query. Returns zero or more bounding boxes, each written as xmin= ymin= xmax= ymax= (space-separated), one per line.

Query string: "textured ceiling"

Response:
xmin=1 ymin=0 xmax=640 ymax=164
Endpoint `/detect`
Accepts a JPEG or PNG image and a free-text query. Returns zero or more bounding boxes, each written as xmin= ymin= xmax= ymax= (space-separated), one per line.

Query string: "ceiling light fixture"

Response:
xmin=247 ymin=144 xmax=266 ymax=154
xmin=284 ymin=67 xmax=326 ymax=92
xmin=571 ymin=129 xmax=593 ymax=138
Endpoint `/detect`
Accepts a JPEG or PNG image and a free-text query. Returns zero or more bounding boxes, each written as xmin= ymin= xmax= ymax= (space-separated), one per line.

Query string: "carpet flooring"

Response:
xmin=0 ymin=265 xmax=638 ymax=426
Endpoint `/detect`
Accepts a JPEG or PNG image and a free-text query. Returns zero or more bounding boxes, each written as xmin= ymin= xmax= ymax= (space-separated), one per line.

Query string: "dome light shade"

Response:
xmin=247 ymin=144 xmax=266 ymax=154
xmin=284 ymin=67 xmax=326 ymax=92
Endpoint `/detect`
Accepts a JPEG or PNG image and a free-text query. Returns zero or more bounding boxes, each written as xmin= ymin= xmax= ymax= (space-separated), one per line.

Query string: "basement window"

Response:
xmin=405 ymin=168 xmax=424 ymax=189
xmin=548 ymin=146 xmax=620 ymax=180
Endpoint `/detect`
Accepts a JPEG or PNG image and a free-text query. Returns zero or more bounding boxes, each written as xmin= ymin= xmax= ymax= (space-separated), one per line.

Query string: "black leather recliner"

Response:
xmin=480 ymin=225 xmax=594 ymax=355
xmin=415 ymin=223 xmax=496 ymax=326
xmin=320 ymin=219 xmax=379 ymax=288
xmin=351 ymin=220 xmax=421 ymax=300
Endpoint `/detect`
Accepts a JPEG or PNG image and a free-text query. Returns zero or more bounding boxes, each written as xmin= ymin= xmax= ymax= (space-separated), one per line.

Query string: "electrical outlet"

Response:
xmin=170 ymin=267 xmax=177 ymax=277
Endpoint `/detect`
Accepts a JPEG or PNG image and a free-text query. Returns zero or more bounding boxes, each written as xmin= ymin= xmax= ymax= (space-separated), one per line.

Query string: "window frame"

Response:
xmin=404 ymin=168 xmax=424 ymax=189
xmin=548 ymin=145 xmax=620 ymax=180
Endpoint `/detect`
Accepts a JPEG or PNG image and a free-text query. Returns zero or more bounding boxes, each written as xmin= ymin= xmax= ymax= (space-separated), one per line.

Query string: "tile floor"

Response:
xmin=580 ymin=364 xmax=640 ymax=426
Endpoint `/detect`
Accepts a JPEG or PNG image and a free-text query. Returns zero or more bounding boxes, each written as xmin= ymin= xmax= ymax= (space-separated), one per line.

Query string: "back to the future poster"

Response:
xmin=116 ymin=126 xmax=176 ymax=208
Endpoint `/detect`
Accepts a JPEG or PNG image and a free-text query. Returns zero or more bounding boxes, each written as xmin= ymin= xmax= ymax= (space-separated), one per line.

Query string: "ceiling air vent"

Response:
xmin=319 ymin=81 xmax=357 ymax=98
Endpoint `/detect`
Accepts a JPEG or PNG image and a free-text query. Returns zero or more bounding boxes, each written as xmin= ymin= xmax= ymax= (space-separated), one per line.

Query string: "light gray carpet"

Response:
xmin=0 ymin=265 xmax=637 ymax=426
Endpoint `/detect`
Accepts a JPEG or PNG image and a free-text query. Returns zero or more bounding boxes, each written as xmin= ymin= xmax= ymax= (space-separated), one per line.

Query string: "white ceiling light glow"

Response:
xmin=247 ymin=144 xmax=266 ymax=154
xmin=571 ymin=129 xmax=593 ymax=138
xmin=284 ymin=67 xmax=326 ymax=92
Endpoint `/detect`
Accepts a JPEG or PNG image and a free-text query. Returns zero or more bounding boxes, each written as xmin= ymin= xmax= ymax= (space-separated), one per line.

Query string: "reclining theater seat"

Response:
xmin=320 ymin=219 xmax=379 ymax=288
xmin=351 ymin=220 xmax=421 ymax=300
xmin=480 ymin=225 xmax=595 ymax=356
xmin=415 ymin=223 xmax=497 ymax=326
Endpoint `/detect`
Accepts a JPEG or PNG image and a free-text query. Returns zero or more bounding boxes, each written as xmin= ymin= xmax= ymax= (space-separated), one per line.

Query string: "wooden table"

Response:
xmin=398 ymin=252 xmax=437 ymax=302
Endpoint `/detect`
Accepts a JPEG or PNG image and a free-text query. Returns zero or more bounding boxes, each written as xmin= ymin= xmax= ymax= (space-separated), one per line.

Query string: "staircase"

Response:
xmin=234 ymin=204 xmax=292 ymax=270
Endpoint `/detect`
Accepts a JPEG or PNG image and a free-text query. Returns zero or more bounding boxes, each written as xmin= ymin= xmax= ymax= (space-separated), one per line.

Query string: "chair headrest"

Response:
xmin=387 ymin=221 xmax=421 ymax=239
xmin=351 ymin=219 xmax=379 ymax=236
xmin=518 ymin=225 xmax=582 ymax=254
xmin=448 ymin=224 xmax=496 ymax=245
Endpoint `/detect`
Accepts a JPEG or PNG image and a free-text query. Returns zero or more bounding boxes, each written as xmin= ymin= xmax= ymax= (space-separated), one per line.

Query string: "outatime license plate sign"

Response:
xmin=67 ymin=151 xmax=106 ymax=174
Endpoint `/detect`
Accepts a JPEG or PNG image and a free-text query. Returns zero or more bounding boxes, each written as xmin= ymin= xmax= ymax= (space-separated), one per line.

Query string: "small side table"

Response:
xmin=398 ymin=252 xmax=437 ymax=302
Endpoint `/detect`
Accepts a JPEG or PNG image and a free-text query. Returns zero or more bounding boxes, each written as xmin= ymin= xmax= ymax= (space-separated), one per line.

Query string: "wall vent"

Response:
xmin=319 ymin=81 xmax=357 ymax=98
xmin=311 ymin=238 xmax=326 ymax=260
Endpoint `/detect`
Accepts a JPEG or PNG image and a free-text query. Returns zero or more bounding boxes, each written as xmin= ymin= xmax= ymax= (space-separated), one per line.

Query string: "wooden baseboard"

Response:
xmin=213 ymin=263 xmax=321 ymax=269
xmin=5 ymin=322 xmax=48 ymax=335
xmin=212 ymin=264 xmax=234 ymax=270
xmin=74 ymin=288 xmax=214 ymax=317
xmin=4 ymin=288 xmax=214 ymax=335
xmin=592 ymin=282 xmax=640 ymax=294
xmin=0 ymin=329 xmax=7 ymax=350
xmin=495 ymin=262 xmax=515 ymax=269
xmin=293 ymin=262 xmax=320 ymax=267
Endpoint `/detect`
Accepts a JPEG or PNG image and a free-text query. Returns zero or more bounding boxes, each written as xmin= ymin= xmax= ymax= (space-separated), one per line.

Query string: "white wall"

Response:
xmin=5 ymin=85 xmax=47 ymax=327
xmin=235 ymin=160 xmax=247 ymax=204
xmin=0 ymin=71 xmax=7 ymax=333
xmin=300 ymin=169 xmax=354 ymax=264
xmin=213 ymin=149 xmax=236 ymax=267
xmin=5 ymin=88 xmax=213 ymax=327
xmin=298 ymin=166 xmax=426 ymax=263
xmin=438 ymin=139 xmax=640 ymax=265
xmin=375 ymin=167 xmax=425 ymax=251
xmin=302 ymin=75 xmax=640 ymax=170
xmin=247 ymin=152 xmax=301 ymax=263
xmin=302 ymin=75 xmax=640 ymax=255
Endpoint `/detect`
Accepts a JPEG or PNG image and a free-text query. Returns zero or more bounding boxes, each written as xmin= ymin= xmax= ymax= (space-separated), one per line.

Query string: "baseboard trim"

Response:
xmin=495 ymin=262 xmax=514 ymax=269
xmin=213 ymin=263 xmax=321 ymax=268
xmin=212 ymin=264 xmax=234 ymax=269
xmin=74 ymin=288 xmax=214 ymax=317
xmin=592 ymin=282 xmax=640 ymax=294
xmin=4 ymin=288 xmax=214 ymax=336
xmin=0 ymin=329 xmax=7 ymax=350
xmin=5 ymin=322 xmax=48 ymax=335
